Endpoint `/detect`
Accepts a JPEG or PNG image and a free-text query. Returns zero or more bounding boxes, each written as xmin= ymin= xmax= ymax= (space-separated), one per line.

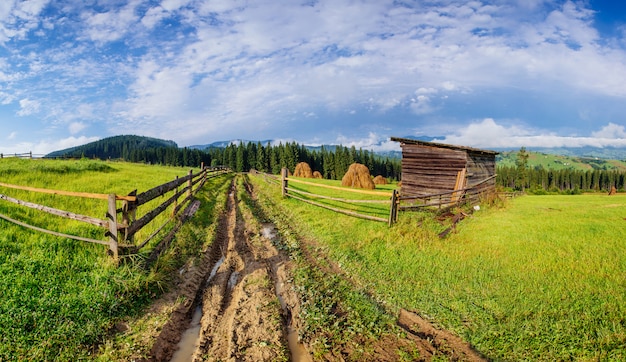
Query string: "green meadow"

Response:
xmin=0 ymin=158 xmax=231 ymax=360
xmin=251 ymin=174 xmax=626 ymax=361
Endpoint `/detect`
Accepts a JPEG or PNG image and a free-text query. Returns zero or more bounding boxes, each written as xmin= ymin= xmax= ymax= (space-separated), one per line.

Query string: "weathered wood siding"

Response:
xmin=400 ymin=143 xmax=467 ymax=196
xmin=393 ymin=138 xmax=498 ymax=197
xmin=466 ymin=151 xmax=496 ymax=189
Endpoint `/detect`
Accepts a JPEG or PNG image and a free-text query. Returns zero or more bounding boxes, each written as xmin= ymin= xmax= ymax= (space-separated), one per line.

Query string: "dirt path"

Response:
xmin=151 ymin=179 xmax=308 ymax=362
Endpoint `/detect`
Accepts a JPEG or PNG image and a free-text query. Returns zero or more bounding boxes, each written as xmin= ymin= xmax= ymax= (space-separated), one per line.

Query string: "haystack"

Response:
xmin=341 ymin=163 xmax=375 ymax=190
xmin=373 ymin=175 xmax=387 ymax=185
xmin=294 ymin=162 xmax=313 ymax=178
xmin=313 ymin=171 xmax=323 ymax=179
xmin=609 ymin=185 xmax=617 ymax=195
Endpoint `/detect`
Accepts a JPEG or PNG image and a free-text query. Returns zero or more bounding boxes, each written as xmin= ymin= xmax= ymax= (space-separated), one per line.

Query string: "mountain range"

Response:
xmin=46 ymin=134 xmax=626 ymax=163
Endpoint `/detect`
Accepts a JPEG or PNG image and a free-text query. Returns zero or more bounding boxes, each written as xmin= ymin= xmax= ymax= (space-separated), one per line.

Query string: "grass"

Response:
xmin=285 ymin=176 xmax=394 ymax=221
xmin=0 ymin=158 xmax=232 ymax=360
xmin=250 ymin=174 xmax=626 ymax=361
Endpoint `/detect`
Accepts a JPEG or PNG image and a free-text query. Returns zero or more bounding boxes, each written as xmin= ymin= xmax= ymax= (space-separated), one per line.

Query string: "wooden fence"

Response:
xmin=398 ymin=175 xmax=498 ymax=211
xmin=1 ymin=151 xmax=35 ymax=159
xmin=0 ymin=166 xmax=229 ymax=262
xmin=254 ymin=169 xmax=506 ymax=225
xmin=255 ymin=168 xmax=399 ymax=225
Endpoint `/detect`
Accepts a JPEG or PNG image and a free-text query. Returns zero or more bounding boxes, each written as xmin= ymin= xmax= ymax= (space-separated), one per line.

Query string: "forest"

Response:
xmin=496 ymin=148 xmax=626 ymax=193
xmin=45 ymin=135 xmax=402 ymax=181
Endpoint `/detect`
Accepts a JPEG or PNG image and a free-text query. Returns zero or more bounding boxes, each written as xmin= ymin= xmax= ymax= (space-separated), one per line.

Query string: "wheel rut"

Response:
xmin=164 ymin=178 xmax=309 ymax=362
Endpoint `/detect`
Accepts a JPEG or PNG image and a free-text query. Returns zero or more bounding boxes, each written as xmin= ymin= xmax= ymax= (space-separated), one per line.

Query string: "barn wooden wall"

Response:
xmin=400 ymin=143 xmax=467 ymax=196
xmin=399 ymin=143 xmax=497 ymax=197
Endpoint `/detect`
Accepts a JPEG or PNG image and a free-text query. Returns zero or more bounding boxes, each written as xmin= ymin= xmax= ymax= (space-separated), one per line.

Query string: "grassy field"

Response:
xmin=0 ymin=158 xmax=231 ymax=360
xmin=250 ymin=174 xmax=626 ymax=361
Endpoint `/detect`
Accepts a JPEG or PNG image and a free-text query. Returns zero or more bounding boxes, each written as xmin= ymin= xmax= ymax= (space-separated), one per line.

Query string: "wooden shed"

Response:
xmin=390 ymin=137 xmax=498 ymax=199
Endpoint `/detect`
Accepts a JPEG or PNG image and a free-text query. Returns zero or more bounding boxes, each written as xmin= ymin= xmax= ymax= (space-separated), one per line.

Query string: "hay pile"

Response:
xmin=294 ymin=162 xmax=313 ymax=178
xmin=313 ymin=171 xmax=323 ymax=179
xmin=609 ymin=185 xmax=617 ymax=195
xmin=373 ymin=175 xmax=387 ymax=185
xmin=341 ymin=163 xmax=375 ymax=190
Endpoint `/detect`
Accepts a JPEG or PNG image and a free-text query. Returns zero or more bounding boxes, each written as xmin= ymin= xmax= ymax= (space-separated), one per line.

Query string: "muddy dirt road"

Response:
xmin=151 ymin=179 xmax=309 ymax=362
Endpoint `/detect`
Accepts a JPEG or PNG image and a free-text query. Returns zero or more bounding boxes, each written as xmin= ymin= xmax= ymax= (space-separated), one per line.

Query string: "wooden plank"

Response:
xmin=286 ymin=177 xmax=392 ymax=196
xmin=0 ymin=194 xmax=109 ymax=228
xmin=135 ymin=174 xmax=191 ymax=206
xmin=127 ymin=187 xmax=186 ymax=237
xmin=285 ymin=187 xmax=389 ymax=204
xmin=0 ymin=182 xmax=136 ymax=201
xmin=0 ymin=212 xmax=110 ymax=245
xmin=286 ymin=193 xmax=387 ymax=222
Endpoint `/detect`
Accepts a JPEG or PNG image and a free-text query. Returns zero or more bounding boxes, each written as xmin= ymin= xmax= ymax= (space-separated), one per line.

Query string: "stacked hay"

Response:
xmin=341 ymin=163 xmax=375 ymax=190
xmin=294 ymin=162 xmax=313 ymax=178
xmin=313 ymin=171 xmax=323 ymax=179
xmin=373 ymin=175 xmax=387 ymax=185
xmin=609 ymin=185 xmax=617 ymax=195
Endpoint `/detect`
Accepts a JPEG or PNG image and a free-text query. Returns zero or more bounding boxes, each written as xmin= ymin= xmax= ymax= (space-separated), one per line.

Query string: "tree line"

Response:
xmin=496 ymin=147 xmax=626 ymax=193
xmin=48 ymin=135 xmax=401 ymax=180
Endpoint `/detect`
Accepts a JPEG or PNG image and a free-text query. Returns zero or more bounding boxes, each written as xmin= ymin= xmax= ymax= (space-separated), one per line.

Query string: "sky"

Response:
xmin=2 ymin=0 xmax=626 ymax=155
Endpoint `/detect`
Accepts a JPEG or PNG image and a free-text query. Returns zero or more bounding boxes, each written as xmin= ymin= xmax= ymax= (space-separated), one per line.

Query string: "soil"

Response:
xmin=141 ymin=177 xmax=487 ymax=361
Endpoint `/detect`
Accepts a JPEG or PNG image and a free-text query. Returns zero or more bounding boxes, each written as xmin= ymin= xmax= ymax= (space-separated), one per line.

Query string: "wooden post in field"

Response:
xmin=29 ymin=151 xmax=32 ymax=159
xmin=172 ymin=176 xmax=179 ymax=217
xmin=107 ymin=194 xmax=119 ymax=261
xmin=188 ymin=169 xmax=193 ymax=197
xmin=388 ymin=189 xmax=399 ymax=226
xmin=281 ymin=167 xmax=288 ymax=197
xmin=122 ymin=190 xmax=137 ymax=244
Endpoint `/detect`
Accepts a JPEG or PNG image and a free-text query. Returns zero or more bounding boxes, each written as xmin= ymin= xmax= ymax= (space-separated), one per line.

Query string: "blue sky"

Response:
xmin=2 ymin=0 xmax=626 ymax=154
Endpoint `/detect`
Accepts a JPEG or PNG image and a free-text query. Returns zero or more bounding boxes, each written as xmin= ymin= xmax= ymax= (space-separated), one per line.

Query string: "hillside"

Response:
xmin=497 ymin=150 xmax=626 ymax=171
xmin=46 ymin=135 xmax=178 ymax=159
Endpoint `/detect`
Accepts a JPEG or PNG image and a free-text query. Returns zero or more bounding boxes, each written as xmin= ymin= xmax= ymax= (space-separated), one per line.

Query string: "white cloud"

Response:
xmin=591 ymin=123 xmax=626 ymax=139
xmin=68 ymin=122 xmax=87 ymax=135
xmin=439 ymin=119 xmax=626 ymax=149
xmin=0 ymin=136 xmax=100 ymax=155
xmin=335 ymin=132 xmax=400 ymax=152
xmin=17 ymin=98 xmax=40 ymax=116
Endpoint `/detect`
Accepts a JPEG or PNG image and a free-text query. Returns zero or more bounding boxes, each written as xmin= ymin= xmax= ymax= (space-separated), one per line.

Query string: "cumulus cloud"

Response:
xmin=0 ymin=135 xmax=100 ymax=155
xmin=335 ymin=132 xmax=401 ymax=152
xmin=68 ymin=122 xmax=87 ymax=135
xmin=439 ymin=119 xmax=626 ymax=149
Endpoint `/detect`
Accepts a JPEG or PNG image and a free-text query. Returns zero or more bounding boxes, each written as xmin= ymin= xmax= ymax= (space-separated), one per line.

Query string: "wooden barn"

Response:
xmin=390 ymin=137 xmax=498 ymax=200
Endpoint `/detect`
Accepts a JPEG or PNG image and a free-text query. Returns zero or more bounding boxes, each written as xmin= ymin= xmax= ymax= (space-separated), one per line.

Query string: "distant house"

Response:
xmin=390 ymin=137 xmax=498 ymax=201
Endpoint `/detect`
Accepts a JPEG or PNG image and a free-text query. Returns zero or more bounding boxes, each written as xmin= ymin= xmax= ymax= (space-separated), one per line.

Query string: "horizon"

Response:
xmin=1 ymin=1 xmax=626 ymax=154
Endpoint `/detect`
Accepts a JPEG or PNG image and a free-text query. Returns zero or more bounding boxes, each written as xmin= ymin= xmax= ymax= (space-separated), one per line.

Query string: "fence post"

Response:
xmin=122 ymin=190 xmax=137 ymax=244
xmin=188 ymin=169 xmax=193 ymax=197
xmin=29 ymin=151 xmax=32 ymax=159
xmin=281 ymin=167 xmax=288 ymax=197
xmin=107 ymin=194 xmax=118 ymax=262
xmin=388 ymin=189 xmax=399 ymax=226
xmin=172 ymin=176 xmax=179 ymax=217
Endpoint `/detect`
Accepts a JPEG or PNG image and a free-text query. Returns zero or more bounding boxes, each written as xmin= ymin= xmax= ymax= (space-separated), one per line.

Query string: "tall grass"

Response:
xmin=250 ymin=174 xmax=626 ymax=361
xmin=0 ymin=158 xmax=229 ymax=360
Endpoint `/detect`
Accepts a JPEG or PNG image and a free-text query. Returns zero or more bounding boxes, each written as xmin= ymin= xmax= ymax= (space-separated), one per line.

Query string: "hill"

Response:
xmin=46 ymin=135 xmax=178 ymax=159
xmin=497 ymin=150 xmax=626 ymax=171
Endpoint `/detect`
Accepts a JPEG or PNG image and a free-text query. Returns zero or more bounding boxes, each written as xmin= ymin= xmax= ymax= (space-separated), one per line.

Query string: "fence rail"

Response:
xmin=0 ymin=165 xmax=229 ymax=262
xmin=399 ymin=175 xmax=497 ymax=211
xmin=262 ymin=168 xmax=399 ymax=225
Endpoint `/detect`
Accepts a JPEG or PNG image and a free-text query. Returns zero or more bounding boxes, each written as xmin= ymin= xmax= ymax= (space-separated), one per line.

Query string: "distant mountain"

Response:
xmin=188 ymin=139 xmax=273 ymax=150
xmin=46 ymin=135 xmax=178 ymax=159
xmin=490 ymin=146 xmax=626 ymax=161
xmin=497 ymin=149 xmax=626 ymax=171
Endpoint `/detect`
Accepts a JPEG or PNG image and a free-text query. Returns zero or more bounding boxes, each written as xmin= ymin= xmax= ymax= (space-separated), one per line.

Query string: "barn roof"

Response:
xmin=390 ymin=137 xmax=499 ymax=156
